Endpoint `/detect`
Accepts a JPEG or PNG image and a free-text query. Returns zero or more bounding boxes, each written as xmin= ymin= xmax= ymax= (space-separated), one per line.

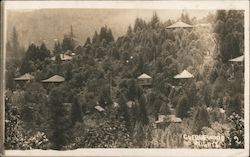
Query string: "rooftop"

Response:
xmin=51 ymin=54 xmax=73 ymax=61
xmin=166 ymin=21 xmax=193 ymax=29
xmin=174 ymin=70 xmax=194 ymax=79
xmin=14 ymin=73 xmax=34 ymax=81
xmin=138 ymin=73 xmax=152 ymax=79
xmin=95 ymin=105 xmax=105 ymax=112
xmin=229 ymin=55 xmax=244 ymax=62
xmin=41 ymin=75 xmax=65 ymax=83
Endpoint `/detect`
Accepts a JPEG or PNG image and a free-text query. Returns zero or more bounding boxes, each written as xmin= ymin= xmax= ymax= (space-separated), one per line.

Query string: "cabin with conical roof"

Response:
xmin=137 ymin=73 xmax=152 ymax=86
xmin=228 ymin=55 xmax=244 ymax=81
xmin=155 ymin=114 xmax=182 ymax=129
xmin=174 ymin=70 xmax=194 ymax=79
xmin=41 ymin=75 xmax=65 ymax=83
xmin=166 ymin=21 xmax=193 ymax=29
xmin=229 ymin=55 xmax=244 ymax=63
xmin=14 ymin=73 xmax=34 ymax=81
xmin=14 ymin=73 xmax=34 ymax=87
xmin=51 ymin=54 xmax=73 ymax=61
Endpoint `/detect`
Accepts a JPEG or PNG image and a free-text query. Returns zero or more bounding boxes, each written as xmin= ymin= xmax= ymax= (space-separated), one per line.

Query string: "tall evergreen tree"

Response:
xmin=62 ymin=36 xmax=74 ymax=52
xmin=84 ymin=37 xmax=91 ymax=47
xmin=71 ymin=96 xmax=83 ymax=125
xmin=150 ymin=12 xmax=160 ymax=29
xmin=53 ymin=41 xmax=62 ymax=55
xmin=192 ymin=105 xmax=210 ymax=134
xmin=137 ymin=95 xmax=149 ymax=125
xmin=38 ymin=43 xmax=50 ymax=61
xmin=127 ymin=25 xmax=133 ymax=36
xmin=214 ymin=10 xmax=244 ymax=62
xmin=92 ymin=31 xmax=99 ymax=44
xmin=49 ymin=87 xmax=70 ymax=149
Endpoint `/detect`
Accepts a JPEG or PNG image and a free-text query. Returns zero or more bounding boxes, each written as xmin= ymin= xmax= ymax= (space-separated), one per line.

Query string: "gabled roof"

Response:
xmin=174 ymin=70 xmax=194 ymax=79
xmin=41 ymin=75 xmax=65 ymax=83
xmin=14 ymin=73 xmax=34 ymax=81
xmin=138 ymin=73 xmax=152 ymax=79
xmin=95 ymin=105 xmax=105 ymax=112
xmin=229 ymin=55 xmax=244 ymax=62
xmin=51 ymin=54 xmax=73 ymax=61
xmin=166 ymin=21 xmax=193 ymax=29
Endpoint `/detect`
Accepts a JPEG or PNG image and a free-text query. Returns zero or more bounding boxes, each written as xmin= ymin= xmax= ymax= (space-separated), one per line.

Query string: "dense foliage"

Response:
xmin=5 ymin=11 xmax=244 ymax=149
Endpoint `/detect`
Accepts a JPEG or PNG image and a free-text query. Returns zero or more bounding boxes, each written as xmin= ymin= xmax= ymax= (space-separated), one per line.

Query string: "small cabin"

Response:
xmin=51 ymin=54 xmax=73 ymax=61
xmin=41 ymin=75 xmax=65 ymax=83
xmin=137 ymin=73 xmax=152 ymax=86
xmin=166 ymin=21 xmax=193 ymax=29
xmin=229 ymin=55 xmax=244 ymax=63
xmin=14 ymin=73 xmax=34 ymax=81
xmin=228 ymin=55 xmax=244 ymax=81
xmin=95 ymin=105 xmax=105 ymax=112
xmin=14 ymin=73 xmax=34 ymax=87
xmin=174 ymin=70 xmax=194 ymax=79
xmin=155 ymin=114 xmax=182 ymax=129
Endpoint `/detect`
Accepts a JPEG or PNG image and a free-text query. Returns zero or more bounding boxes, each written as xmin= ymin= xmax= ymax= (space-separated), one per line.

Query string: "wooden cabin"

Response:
xmin=14 ymin=73 xmax=34 ymax=87
xmin=14 ymin=73 xmax=34 ymax=81
xmin=228 ymin=55 xmax=244 ymax=81
xmin=174 ymin=70 xmax=194 ymax=79
xmin=229 ymin=55 xmax=244 ymax=63
xmin=155 ymin=114 xmax=182 ymax=129
xmin=51 ymin=54 xmax=73 ymax=61
xmin=137 ymin=73 xmax=152 ymax=86
xmin=95 ymin=105 xmax=105 ymax=112
xmin=41 ymin=75 xmax=65 ymax=83
xmin=166 ymin=21 xmax=193 ymax=29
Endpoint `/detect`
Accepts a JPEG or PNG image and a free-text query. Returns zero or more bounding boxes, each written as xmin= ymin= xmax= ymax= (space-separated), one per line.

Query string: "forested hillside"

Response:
xmin=5 ymin=10 xmax=244 ymax=149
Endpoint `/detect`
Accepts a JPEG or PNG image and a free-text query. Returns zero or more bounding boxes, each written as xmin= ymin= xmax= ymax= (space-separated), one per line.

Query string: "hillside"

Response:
xmin=5 ymin=10 xmax=244 ymax=149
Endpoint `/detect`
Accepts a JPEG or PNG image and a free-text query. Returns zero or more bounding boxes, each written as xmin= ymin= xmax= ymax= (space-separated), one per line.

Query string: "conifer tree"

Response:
xmin=53 ymin=41 xmax=62 ymax=55
xmin=49 ymin=87 xmax=70 ymax=149
xmin=71 ymin=96 xmax=83 ymax=125
xmin=151 ymin=12 xmax=160 ymax=29
xmin=138 ymin=95 xmax=149 ymax=125
xmin=192 ymin=105 xmax=210 ymax=134
xmin=84 ymin=37 xmax=91 ymax=47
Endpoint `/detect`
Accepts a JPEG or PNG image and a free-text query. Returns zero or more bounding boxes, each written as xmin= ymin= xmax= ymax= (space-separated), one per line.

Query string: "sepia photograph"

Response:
xmin=1 ymin=1 xmax=249 ymax=157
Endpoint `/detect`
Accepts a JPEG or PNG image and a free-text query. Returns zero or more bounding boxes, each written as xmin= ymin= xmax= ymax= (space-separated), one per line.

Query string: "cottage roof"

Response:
xmin=138 ymin=73 xmax=152 ymax=79
xmin=41 ymin=75 xmax=65 ymax=83
xmin=14 ymin=73 xmax=34 ymax=81
xmin=95 ymin=105 xmax=105 ymax=112
xmin=229 ymin=55 xmax=244 ymax=62
xmin=166 ymin=21 xmax=193 ymax=29
xmin=51 ymin=54 xmax=73 ymax=61
xmin=174 ymin=70 xmax=194 ymax=79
